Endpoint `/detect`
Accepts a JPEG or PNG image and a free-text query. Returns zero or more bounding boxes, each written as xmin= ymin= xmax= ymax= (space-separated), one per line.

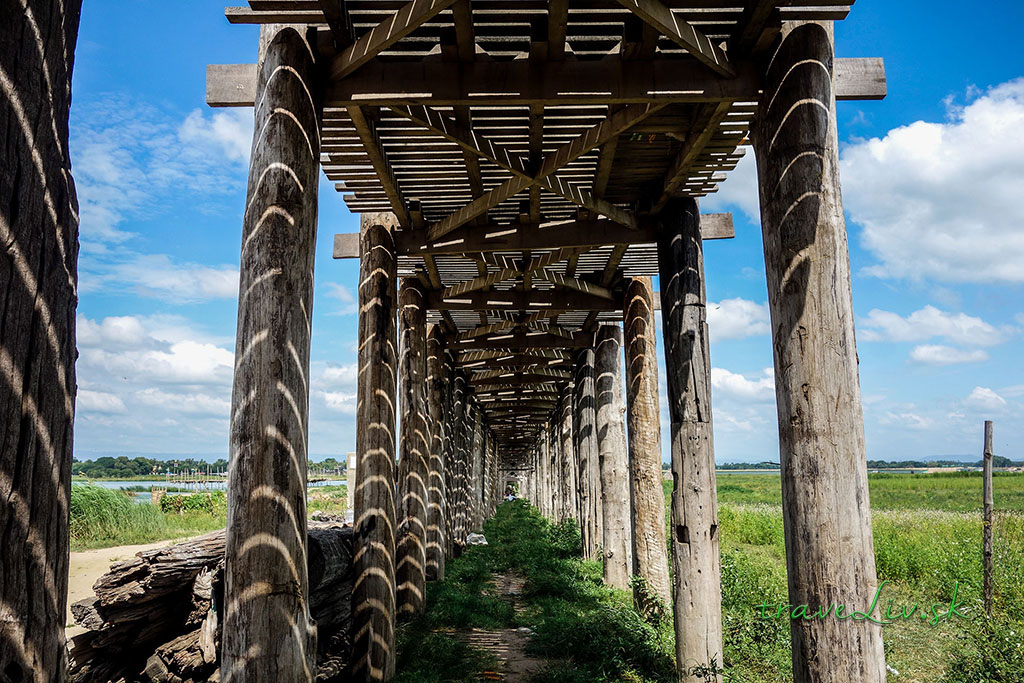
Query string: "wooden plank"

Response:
xmin=653 ymin=101 xmax=733 ymax=213
xmin=209 ymin=57 xmax=885 ymax=108
xmin=328 ymin=0 xmax=459 ymax=80
xmin=613 ymin=0 xmax=734 ymax=77
xmin=441 ymin=247 xmax=589 ymax=298
xmin=729 ymin=0 xmax=778 ymax=57
xmin=450 ymin=331 xmax=594 ymax=351
xmin=427 ymin=288 xmax=620 ymax=313
xmin=347 ymin=106 xmax=412 ymax=227
xmin=318 ymin=0 xmax=354 ymax=48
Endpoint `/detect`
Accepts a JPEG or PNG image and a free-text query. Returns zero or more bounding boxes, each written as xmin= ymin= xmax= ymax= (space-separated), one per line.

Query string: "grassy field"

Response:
xmin=698 ymin=472 xmax=1024 ymax=682
xmin=70 ymin=483 xmax=347 ymax=551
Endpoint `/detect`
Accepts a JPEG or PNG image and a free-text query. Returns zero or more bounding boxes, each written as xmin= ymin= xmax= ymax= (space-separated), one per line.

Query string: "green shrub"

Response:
xmin=941 ymin=614 xmax=1024 ymax=682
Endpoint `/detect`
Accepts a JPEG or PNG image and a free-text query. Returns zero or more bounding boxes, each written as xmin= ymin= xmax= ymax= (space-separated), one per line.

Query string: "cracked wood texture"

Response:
xmin=424 ymin=324 xmax=447 ymax=582
xmin=353 ymin=214 xmax=399 ymax=682
xmin=573 ymin=348 xmax=601 ymax=560
xmin=0 ymin=1 xmax=82 ymax=680
xmin=657 ymin=198 xmax=722 ymax=678
xmin=222 ymin=25 xmax=319 ymax=683
xmin=397 ymin=278 xmax=428 ymax=618
xmin=559 ymin=385 xmax=578 ymax=524
xmin=623 ymin=277 xmax=672 ymax=608
xmin=752 ymin=21 xmax=885 ymax=683
xmin=595 ymin=325 xmax=632 ymax=590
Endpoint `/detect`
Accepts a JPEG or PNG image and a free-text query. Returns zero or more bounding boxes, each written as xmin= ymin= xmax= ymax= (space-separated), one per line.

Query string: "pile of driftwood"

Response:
xmin=68 ymin=524 xmax=354 ymax=682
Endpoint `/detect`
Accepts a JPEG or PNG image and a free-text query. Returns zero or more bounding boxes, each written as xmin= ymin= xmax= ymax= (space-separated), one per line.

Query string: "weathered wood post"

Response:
xmin=574 ymin=348 xmax=602 ymax=559
xmin=983 ymin=420 xmax=994 ymax=616
xmin=396 ymin=279 xmax=428 ymax=618
xmin=222 ymin=26 xmax=320 ymax=681
xmin=0 ymin=2 xmax=82 ymax=678
xmin=623 ymin=277 xmax=673 ymax=608
xmin=351 ymin=211 xmax=400 ymax=682
xmin=595 ymin=325 xmax=633 ymax=590
xmin=751 ymin=20 xmax=886 ymax=682
xmin=559 ymin=385 xmax=579 ymax=523
xmin=657 ymin=199 xmax=722 ymax=676
xmin=442 ymin=351 xmax=457 ymax=558
xmin=451 ymin=372 xmax=468 ymax=548
xmin=425 ymin=325 xmax=447 ymax=581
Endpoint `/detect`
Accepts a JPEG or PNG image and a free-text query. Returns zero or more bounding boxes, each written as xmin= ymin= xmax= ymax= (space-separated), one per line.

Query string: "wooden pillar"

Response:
xmin=351 ymin=212 xmax=400 ymax=682
xmin=595 ymin=325 xmax=633 ymax=590
xmin=0 ymin=1 xmax=82 ymax=678
xmin=222 ymin=26 xmax=320 ymax=681
xmin=657 ymin=199 xmax=722 ymax=676
xmin=396 ymin=279 xmax=428 ymax=618
xmin=574 ymin=348 xmax=601 ymax=559
xmin=442 ymin=352 xmax=457 ymax=558
xmin=451 ymin=373 xmax=468 ymax=549
xmin=425 ymin=325 xmax=447 ymax=581
xmin=550 ymin=420 xmax=561 ymax=520
xmin=983 ymin=420 xmax=994 ymax=616
xmin=559 ymin=385 xmax=579 ymax=523
xmin=751 ymin=21 xmax=885 ymax=683
xmin=470 ymin=406 xmax=485 ymax=529
xmin=623 ymin=277 xmax=672 ymax=608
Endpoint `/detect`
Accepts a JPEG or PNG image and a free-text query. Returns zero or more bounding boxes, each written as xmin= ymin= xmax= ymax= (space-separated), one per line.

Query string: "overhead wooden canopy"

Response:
xmin=209 ymin=0 xmax=884 ymax=458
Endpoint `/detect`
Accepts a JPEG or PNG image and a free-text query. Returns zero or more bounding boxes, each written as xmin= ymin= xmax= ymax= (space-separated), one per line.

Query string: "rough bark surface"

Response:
xmin=425 ymin=325 xmax=447 ymax=581
xmin=222 ymin=25 xmax=320 ymax=682
xmin=751 ymin=21 xmax=885 ymax=683
xmin=658 ymin=198 xmax=723 ymax=677
xmin=396 ymin=279 xmax=428 ymax=618
xmin=352 ymin=214 xmax=399 ymax=682
xmin=450 ymin=372 xmax=468 ymax=548
xmin=573 ymin=348 xmax=601 ymax=559
xmin=983 ymin=420 xmax=994 ymax=615
xmin=559 ymin=385 xmax=579 ymax=523
xmin=623 ymin=277 xmax=672 ymax=608
xmin=595 ymin=325 xmax=633 ymax=590
xmin=0 ymin=1 xmax=82 ymax=680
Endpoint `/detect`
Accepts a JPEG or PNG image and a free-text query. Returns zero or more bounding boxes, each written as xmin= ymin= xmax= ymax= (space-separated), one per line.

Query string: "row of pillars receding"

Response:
xmin=195 ymin=19 xmax=883 ymax=683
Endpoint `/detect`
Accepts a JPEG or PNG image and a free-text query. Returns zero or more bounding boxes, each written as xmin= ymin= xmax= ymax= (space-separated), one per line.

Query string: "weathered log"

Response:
xmin=573 ymin=348 xmax=601 ymax=559
xmin=657 ymin=198 xmax=722 ymax=676
xmin=353 ymin=212 xmax=399 ymax=682
xmin=623 ymin=277 xmax=672 ymax=609
xmin=595 ymin=325 xmax=632 ymax=590
xmin=751 ymin=20 xmax=885 ymax=683
xmin=425 ymin=325 xmax=448 ymax=581
xmin=69 ymin=525 xmax=354 ymax=683
xmin=223 ymin=24 xmax=321 ymax=681
xmin=397 ymin=278 xmax=429 ymax=618
xmin=0 ymin=1 xmax=82 ymax=680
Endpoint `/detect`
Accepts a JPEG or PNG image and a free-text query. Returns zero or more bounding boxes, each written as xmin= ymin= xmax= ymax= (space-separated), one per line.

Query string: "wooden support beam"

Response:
xmin=622 ymin=277 xmax=672 ymax=611
xmin=347 ymin=106 xmax=412 ymax=228
xmin=653 ymin=101 xmax=734 ymax=214
xmin=425 ymin=325 xmax=447 ymax=582
xmin=613 ymin=0 xmax=735 ymax=77
xmin=729 ymin=0 xmax=778 ymax=57
xmin=595 ymin=325 xmax=633 ymax=590
xmin=657 ymin=198 xmax=721 ymax=679
xmin=442 ymin=247 xmax=590 ymax=299
xmin=428 ymin=288 xmax=619 ymax=313
xmin=397 ymin=279 xmax=429 ymax=619
xmin=209 ymin=57 xmax=886 ymax=108
xmin=318 ymin=0 xmax=354 ymax=49
xmin=468 ymin=374 xmax=564 ymax=388
xmin=533 ymin=270 xmax=614 ymax=300
xmin=751 ymin=22 xmax=885 ymax=682
xmin=449 ymin=331 xmax=594 ymax=351
xmin=352 ymin=212 xmax=400 ymax=682
xmin=470 ymin=367 xmax=571 ymax=382
xmin=223 ymin=28 xmax=320 ymax=680
xmin=329 ymin=0 xmax=459 ymax=80
xmin=573 ymin=348 xmax=602 ymax=560
xmin=559 ymin=386 xmax=579 ymax=524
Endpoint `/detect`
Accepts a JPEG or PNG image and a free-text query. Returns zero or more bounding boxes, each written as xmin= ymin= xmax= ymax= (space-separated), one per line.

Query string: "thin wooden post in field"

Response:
xmin=623 ymin=276 xmax=673 ymax=608
xmin=595 ymin=325 xmax=633 ymax=590
xmin=983 ymin=420 xmax=994 ymax=616
xmin=751 ymin=21 xmax=885 ymax=683
xmin=396 ymin=279 xmax=428 ymax=618
xmin=352 ymin=212 xmax=400 ymax=682
xmin=222 ymin=26 xmax=320 ymax=681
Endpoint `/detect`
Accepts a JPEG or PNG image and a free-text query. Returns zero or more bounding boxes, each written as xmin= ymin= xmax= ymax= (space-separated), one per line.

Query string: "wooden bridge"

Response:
xmin=1 ymin=1 xmax=887 ymax=681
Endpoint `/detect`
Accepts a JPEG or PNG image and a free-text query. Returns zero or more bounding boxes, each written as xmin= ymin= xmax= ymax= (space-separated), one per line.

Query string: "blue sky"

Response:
xmin=69 ymin=1 xmax=1024 ymax=464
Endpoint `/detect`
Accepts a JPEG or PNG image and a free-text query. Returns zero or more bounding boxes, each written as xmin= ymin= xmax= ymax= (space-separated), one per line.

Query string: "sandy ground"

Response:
xmin=65 ymin=539 xmax=177 ymax=637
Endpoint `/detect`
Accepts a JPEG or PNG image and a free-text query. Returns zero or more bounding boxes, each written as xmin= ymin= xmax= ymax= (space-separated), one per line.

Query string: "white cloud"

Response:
xmin=710 ymin=367 xmax=776 ymax=402
xmin=909 ymin=345 xmax=989 ymax=365
xmin=77 ymin=389 xmax=126 ymax=414
xmin=134 ymin=388 xmax=231 ymax=416
xmin=319 ymin=363 xmax=358 ymax=388
xmin=324 ymin=282 xmax=357 ymax=316
xmin=178 ymin=109 xmax=252 ymax=164
xmin=841 ymin=79 xmax=1024 ymax=283
xmin=860 ymin=305 xmax=1009 ymax=346
xmin=965 ymin=386 xmax=1008 ymax=412
xmin=707 ymin=298 xmax=770 ymax=341
xmin=879 ymin=411 xmax=934 ymax=431
xmin=82 ymin=253 xmax=239 ymax=302
xmin=319 ymin=391 xmax=357 ymax=415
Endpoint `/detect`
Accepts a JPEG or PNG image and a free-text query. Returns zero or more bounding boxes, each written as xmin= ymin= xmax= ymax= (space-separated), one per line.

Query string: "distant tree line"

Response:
xmin=660 ymin=457 xmax=1022 ymax=472
xmin=72 ymin=455 xmax=346 ymax=479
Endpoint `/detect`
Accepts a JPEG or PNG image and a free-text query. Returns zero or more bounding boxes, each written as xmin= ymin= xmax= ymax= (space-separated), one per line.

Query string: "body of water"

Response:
xmin=73 ymin=479 xmax=346 ymax=504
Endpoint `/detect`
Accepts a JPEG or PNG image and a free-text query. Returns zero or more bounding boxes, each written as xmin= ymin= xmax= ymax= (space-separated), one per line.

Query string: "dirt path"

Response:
xmin=455 ymin=572 xmax=549 ymax=682
xmin=65 ymin=539 xmax=180 ymax=637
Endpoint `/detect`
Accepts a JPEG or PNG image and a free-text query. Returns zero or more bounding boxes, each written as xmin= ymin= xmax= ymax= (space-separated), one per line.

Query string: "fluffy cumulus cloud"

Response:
xmin=710 ymin=367 xmax=776 ymax=402
xmin=707 ymin=298 xmax=770 ymax=341
xmin=81 ymin=253 xmax=240 ymax=303
xmin=841 ymin=79 xmax=1024 ymax=283
xmin=964 ymin=386 xmax=1008 ymax=412
xmin=860 ymin=305 xmax=1010 ymax=346
xmin=323 ymin=282 xmax=358 ymax=316
xmin=909 ymin=345 xmax=989 ymax=365
xmin=312 ymin=362 xmax=359 ymax=415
